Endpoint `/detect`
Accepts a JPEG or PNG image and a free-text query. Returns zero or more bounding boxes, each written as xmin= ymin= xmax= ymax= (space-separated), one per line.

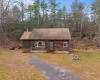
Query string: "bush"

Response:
xmin=10 ymin=47 xmax=15 ymax=50
xmin=18 ymin=46 xmax=22 ymax=49
xmin=22 ymin=49 xmax=30 ymax=53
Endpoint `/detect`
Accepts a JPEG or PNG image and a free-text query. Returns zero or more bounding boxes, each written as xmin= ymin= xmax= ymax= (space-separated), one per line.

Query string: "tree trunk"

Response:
xmin=98 ymin=17 xmax=100 ymax=47
xmin=80 ymin=18 xmax=83 ymax=37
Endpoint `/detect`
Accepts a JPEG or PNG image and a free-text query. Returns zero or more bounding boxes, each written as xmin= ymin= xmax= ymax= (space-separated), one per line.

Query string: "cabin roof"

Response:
xmin=20 ymin=28 xmax=71 ymax=40
xmin=20 ymin=32 xmax=31 ymax=40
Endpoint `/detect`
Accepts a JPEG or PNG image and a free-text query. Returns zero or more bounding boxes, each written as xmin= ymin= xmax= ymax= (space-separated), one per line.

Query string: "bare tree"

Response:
xmin=0 ymin=0 xmax=10 ymax=47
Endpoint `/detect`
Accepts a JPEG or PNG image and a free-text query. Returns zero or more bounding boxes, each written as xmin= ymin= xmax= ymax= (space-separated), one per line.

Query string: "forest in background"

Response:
xmin=0 ymin=0 xmax=100 ymax=48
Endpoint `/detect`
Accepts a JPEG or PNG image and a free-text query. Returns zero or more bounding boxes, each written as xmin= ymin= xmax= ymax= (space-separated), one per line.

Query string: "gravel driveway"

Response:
xmin=29 ymin=56 xmax=83 ymax=80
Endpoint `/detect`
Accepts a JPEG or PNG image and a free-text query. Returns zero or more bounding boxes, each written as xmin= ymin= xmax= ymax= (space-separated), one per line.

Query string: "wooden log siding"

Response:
xmin=54 ymin=41 xmax=69 ymax=51
xmin=30 ymin=40 xmax=70 ymax=51
xmin=22 ymin=40 xmax=30 ymax=48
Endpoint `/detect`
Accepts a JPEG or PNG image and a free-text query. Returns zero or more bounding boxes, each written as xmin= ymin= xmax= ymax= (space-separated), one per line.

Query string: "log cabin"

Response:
xmin=20 ymin=28 xmax=71 ymax=53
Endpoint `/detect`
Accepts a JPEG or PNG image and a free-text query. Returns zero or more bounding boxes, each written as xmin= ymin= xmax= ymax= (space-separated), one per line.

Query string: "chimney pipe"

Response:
xmin=27 ymin=28 xmax=28 ymax=32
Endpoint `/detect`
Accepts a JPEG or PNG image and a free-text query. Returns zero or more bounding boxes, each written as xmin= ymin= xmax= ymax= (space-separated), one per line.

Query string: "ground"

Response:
xmin=0 ymin=49 xmax=46 ymax=80
xmin=32 ymin=52 xmax=100 ymax=80
xmin=29 ymin=56 xmax=82 ymax=80
xmin=0 ymin=48 xmax=100 ymax=80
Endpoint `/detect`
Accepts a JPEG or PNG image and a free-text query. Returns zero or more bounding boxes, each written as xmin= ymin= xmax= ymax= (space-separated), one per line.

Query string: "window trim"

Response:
xmin=34 ymin=41 xmax=45 ymax=48
xmin=63 ymin=42 xmax=68 ymax=47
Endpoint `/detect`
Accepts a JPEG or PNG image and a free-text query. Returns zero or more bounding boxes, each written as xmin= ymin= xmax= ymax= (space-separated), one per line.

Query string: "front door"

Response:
xmin=49 ymin=41 xmax=54 ymax=52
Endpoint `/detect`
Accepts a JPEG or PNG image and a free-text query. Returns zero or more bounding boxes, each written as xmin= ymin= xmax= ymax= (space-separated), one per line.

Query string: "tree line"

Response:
xmin=0 ymin=0 xmax=100 ymax=47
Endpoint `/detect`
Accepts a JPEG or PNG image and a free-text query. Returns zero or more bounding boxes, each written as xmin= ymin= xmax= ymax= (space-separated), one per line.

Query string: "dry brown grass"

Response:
xmin=0 ymin=49 xmax=46 ymax=80
xmin=32 ymin=52 xmax=100 ymax=80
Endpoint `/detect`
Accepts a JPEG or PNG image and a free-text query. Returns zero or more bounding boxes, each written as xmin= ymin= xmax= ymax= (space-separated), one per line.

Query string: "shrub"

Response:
xmin=22 ymin=49 xmax=30 ymax=53
xmin=10 ymin=47 xmax=15 ymax=50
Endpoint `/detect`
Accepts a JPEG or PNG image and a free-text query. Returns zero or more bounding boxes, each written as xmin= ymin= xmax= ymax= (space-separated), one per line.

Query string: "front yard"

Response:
xmin=32 ymin=52 xmax=100 ymax=80
xmin=0 ymin=49 xmax=46 ymax=80
xmin=1 ymin=48 xmax=100 ymax=80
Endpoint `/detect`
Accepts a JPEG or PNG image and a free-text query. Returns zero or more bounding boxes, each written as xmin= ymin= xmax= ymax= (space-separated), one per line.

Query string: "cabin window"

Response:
xmin=63 ymin=42 xmax=68 ymax=47
xmin=34 ymin=41 xmax=45 ymax=48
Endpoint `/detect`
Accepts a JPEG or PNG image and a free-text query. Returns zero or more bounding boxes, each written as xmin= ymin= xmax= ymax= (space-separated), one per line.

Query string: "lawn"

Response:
xmin=32 ymin=52 xmax=100 ymax=80
xmin=0 ymin=49 xmax=46 ymax=80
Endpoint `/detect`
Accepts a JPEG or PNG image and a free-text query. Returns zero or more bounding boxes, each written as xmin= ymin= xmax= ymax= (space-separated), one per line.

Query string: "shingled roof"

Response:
xmin=20 ymin=28 xmax=71 ymax=40
xmin=20 ymin=32 xmax=31 ymax=40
